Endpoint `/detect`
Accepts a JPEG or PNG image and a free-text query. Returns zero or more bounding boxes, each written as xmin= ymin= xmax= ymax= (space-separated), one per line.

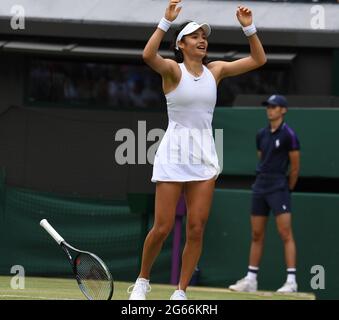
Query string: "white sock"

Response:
xmin=246 ymin=266 xmax=259 ymax=281
xmin=287 ymin=268 xmax=296 ymax=283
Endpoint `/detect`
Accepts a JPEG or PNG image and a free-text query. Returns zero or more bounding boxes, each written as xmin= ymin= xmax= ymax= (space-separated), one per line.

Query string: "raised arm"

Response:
xmin=143 ymin=0 xmax=182 ymax=79
xmin=209 ymin=6 xmax=267 ymax=83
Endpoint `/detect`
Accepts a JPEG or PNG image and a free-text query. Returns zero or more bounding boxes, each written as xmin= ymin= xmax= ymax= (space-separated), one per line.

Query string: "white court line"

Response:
xmin=0 ymin=294 xmax=80 ymax=300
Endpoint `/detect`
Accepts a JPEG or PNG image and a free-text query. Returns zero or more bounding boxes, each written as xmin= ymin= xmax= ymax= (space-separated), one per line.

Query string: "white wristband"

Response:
xmin=158 ymin=17 xmax=172 ymax=32
xmin=242 ymin=23 xmax=257 ymax=37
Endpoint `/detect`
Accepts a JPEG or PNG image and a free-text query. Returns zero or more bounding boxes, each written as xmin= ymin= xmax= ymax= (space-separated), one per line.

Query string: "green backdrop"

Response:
xmin=199 ymin=189 xmax=339 ymax=300
xmin=1 ymin=106 xmax=339 ymax=300
xmin=0 ymin=175 xmax=172 ymax=285
xmin=213 ymin=107 xmax=339 ymax=178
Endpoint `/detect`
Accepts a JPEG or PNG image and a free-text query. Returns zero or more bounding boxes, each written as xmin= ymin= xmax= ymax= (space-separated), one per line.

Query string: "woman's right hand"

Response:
xmin=165 ymin=0 xmax=182 ymax=22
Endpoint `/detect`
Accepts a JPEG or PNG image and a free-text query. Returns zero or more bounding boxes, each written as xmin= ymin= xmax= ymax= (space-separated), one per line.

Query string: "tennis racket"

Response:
xmin=40 ymin=219 xmax=114 ymax=300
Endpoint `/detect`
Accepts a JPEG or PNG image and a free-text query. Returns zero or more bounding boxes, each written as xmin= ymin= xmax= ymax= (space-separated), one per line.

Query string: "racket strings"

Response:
xmin=75 ymin=253 xmax=112 ymax=300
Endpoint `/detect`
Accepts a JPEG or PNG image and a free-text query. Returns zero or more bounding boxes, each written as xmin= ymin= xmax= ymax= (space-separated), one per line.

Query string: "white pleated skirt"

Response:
xmin=151 ymin=121 xmax=220 ymax=183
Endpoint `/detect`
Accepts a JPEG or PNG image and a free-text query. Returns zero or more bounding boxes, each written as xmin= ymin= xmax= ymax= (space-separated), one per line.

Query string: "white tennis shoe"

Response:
xmin=170 ymin=289 xmax=187 ymax=300
xmin=277 ymin=281 xmax=298 ymax=293
xmin=128 ymin=278 xmax=151 ymax=300
xmin=229 ymin=277 xmax=258 ymax=292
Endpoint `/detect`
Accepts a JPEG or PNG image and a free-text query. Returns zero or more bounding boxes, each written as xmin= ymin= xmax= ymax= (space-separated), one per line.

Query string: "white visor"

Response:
xmin=175 ymin=22 xmax=211 ymax=50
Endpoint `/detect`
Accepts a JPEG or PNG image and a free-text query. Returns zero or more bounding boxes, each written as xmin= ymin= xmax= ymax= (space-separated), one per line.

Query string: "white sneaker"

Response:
xmin=170 ymin=289 xmax=187 ymax=300
xmin=128 ymin=278 xmax=151 ymax=300
xmin=277 ymin=281 xmax=298 ymax=293
xmin=229 ymin=277 xmax=258 ymax=292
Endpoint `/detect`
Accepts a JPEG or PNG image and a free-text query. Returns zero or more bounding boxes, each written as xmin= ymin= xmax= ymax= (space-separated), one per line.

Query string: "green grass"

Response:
xmin=0 ymin=276 xmax=315 ymax=300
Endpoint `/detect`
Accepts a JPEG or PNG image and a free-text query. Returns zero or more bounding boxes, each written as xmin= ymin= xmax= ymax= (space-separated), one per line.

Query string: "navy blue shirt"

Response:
xmin=252 ymin=122 xmax=300 ymax=193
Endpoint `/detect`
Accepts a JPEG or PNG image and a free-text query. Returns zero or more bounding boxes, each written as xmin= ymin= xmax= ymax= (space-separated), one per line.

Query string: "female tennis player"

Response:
xmin=128 ymin=0 xmax=266 ymax=300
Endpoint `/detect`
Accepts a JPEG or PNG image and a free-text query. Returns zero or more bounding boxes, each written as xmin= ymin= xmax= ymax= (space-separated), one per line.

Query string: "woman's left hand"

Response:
xmin=236 ymin=6 xmax=253 ymax=27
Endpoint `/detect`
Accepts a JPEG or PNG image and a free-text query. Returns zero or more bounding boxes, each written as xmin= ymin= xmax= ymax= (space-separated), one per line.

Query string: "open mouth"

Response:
xmin=197 ymin=46 xmax=206 ymax=51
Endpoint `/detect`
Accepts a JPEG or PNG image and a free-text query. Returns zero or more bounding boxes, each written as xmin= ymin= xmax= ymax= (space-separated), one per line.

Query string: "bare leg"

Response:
xmin=138 ymin=182 xmax=184 ymax=279
xmin=248 ymin=215 xmax=269 ymax=267
xmin=178 ymin=179 xmax=215 ymax=291
xmin=275 ymin=213 xmax=296 ymax=268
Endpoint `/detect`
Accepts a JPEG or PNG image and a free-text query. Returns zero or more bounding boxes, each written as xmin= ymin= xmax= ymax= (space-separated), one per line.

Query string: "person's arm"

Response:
xmin=288 ymin=150 xmax=300 ymax=191
xmin=142 ymin=0 xmax=182 ymax=79
xmin=208 ymin=6 xmax=266 ymax=83
xmin=256 ymin=130 xmax=262 ymax=160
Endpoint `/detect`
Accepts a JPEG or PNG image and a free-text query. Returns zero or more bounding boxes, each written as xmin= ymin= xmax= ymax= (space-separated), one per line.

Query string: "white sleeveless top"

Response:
xmin=151 ymin=63 xmax=221 ymax=183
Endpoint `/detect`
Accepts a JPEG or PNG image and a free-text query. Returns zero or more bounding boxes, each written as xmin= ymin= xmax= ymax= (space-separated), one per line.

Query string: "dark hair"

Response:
xmin=171 ymin=21 xmax=209 ymax=65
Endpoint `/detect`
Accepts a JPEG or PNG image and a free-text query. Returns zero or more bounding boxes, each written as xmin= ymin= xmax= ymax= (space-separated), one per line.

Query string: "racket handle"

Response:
xmin=40 ymin=219 xmax=65 ymax=245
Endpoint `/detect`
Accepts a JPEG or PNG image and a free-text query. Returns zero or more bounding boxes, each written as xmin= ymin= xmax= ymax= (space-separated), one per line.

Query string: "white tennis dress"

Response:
xmin=151 ymin=63 xmax=221 ymax=183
